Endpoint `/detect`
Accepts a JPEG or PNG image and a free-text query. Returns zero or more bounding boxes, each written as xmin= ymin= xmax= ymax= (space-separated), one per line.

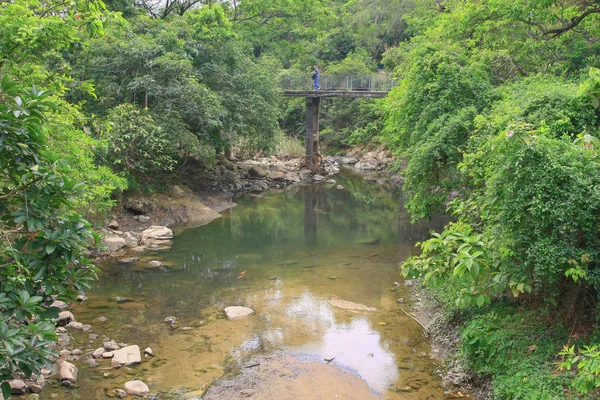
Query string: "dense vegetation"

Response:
xmin=2 ymin=0 xmax=600 ymax=398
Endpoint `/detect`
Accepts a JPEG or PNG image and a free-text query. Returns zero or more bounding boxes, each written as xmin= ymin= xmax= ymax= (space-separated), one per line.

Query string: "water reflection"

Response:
xmin=48 ymin=171 xmax=448 ymax=400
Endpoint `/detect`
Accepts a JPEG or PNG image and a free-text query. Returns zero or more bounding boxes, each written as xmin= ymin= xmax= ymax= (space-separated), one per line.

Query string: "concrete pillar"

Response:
xmin=305 ymin=96 xmax=321 ymax=168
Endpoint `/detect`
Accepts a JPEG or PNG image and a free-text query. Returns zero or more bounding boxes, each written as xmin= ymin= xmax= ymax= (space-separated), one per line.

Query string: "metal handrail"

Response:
xmin=280 ymin=74 xmax=396 ymax=92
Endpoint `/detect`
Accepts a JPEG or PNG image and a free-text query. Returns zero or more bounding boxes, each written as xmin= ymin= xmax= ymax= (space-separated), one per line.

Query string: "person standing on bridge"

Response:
xmin=312 ymin=65 xmax=320 ymax=91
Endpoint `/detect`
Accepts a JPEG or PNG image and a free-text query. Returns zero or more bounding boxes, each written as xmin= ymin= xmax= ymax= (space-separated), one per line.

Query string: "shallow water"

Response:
xmin=43 ymin=170 xmax=447 ymax=399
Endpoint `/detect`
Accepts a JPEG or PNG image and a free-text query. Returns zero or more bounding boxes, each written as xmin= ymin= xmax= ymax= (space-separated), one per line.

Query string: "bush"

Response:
xmin=0 ymin=77 xmax=98 ymax=395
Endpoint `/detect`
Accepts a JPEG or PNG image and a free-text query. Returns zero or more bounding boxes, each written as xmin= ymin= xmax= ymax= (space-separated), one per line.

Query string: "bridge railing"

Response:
xmin=280 ymin=74 xmax=395 ymax=92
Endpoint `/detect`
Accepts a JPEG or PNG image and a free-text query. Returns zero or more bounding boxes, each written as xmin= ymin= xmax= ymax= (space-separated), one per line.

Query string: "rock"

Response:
xmin=248 ymin=166 xmax=266 ymax=178
xmin=132 ymin=246 xmax=146 ymax=253
xmin=111 ymin=345 xmax=142 ymax=367
xmin=217 ymin=158 xmax=235 ymax=171
xmin=56 ymin=360 xmax=78 ymax=387
xmin=267 ymin=171 xmax=286 ymax=181
xmin=56 ymin=311 xmax=75 ymax=326
xmin=103 ymin=237 xmax=126 ymax=252
xmin=59 ymin=349 xmax=71 ymax=358
xmin=396 ymin=298 xmax=405 ymax=304
xmin=103 ymin=340 xmax=120 ymax=351
xmin=93 ymin=347 xmax=105 ymax=358
xmin=354 ymin=160 xmax=378 ymax=171
xmin=98 ymin=316 xmax=108 ymax=322
xmin=123 ymin=232 xmax=139 ymax=248
xmin=393 ymin=282 xmax=400 ymax=287
xmin=9 ymin=379 xmax=27 ymax=395
xmin=123 ymin=380 xmax=149 ymax=397
xmin=168 ymin=185 xmax=186 ymax=199
xmin=50 ymin=300 xmax=68 ymax=309
xmin=108 ymin=220 xmax=119 ymax=230
xmin=28 ymin=384 xmax=42 ymax=394
xmin=102 ymin=352 xmax=114 ymax=359
xmin=328 ymin=297 xmax=376 ymax=312
xmin=325 ymin=179 xmax=336 ymax=184
xmin=141 ymin=226 xmax=173 ymax=242
xmin=138 ymin=215 xmax=150 ymax=223
xmin=312 ymin=174 xmax=325 ymax=182
xmin=164 ymin=316 xmax=177 ymax=324
xmin=67 ymin=321 xmax=91 ymax=331
xmin=336 ymin=185 xmax=344 ymax=190
xmin=114 ymin=389 xmax=128 ymax=398
xmin=115 ymin=297 xmax=133 ymax=303
xmin=125 ymin=198 xmax=153 ymax=214
xmin=118 ymin=257 xmax=139 ymax=264
xmin=40 ymin=369 xmax=52 ymax=378
xmin=148 ymin=260 xmax=162 ymax=267
xmin=144 ymin=347 xmax=154 ymax=357
xmin=340 ymin=156 xmax=359 ymax=165
xmin=55 ymin=327 xmax=67 ymax=333
xmin=76 ymin=295 xmax=88 ymax=302
xmin=87 ymin=359 xmax=99 ymax=368
xmin=224 ymin=306 xmax=255 ymax=320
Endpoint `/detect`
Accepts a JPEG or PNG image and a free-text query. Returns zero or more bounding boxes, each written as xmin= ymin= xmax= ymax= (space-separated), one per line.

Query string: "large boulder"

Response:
xmin=141 ymin=226 xmax=173 ymax=243
xmin=224 ymin=306 xmax=255 ymax=320
xmin=56 ymin=360 xmax=78 ymax=387
xmin=103 ymin=237 xmax=126 ymax=252
xmin=112 ymin=345 xmax=142 ymax=367
xmin=124 ymin=380 xmax=149 ymax=397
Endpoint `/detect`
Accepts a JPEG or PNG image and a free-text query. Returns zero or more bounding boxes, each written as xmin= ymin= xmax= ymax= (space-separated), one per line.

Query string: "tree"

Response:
xmin=0 ymin=77 xmax=98 ymax=396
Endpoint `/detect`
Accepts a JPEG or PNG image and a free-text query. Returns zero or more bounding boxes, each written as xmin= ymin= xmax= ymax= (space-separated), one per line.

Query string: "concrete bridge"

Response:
xmin=281 ymin=74 xmax=394 ymax=168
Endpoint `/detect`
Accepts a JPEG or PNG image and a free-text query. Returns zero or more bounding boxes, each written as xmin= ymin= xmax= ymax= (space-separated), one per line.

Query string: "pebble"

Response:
xmin=98 ymin=316 xmax=108 ymax=322
xmin=144 ymin=348 xmax=154 ymax=357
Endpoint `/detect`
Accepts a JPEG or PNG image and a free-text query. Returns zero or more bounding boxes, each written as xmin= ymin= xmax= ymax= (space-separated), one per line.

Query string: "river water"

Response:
xmin=43 ymin=170 xmax=447 ymax=399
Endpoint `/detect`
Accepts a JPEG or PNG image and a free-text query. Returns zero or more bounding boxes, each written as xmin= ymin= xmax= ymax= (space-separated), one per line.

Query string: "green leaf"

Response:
xmin=45 ymin=243 xmax=56 ymax=255
xmin=476 ymin=295 xmax=485 ymax=307
xmin=1 ymin=381 xmax=11 ymax=399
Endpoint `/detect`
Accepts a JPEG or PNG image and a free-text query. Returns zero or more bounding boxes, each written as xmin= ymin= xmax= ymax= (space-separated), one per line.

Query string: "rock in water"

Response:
xmin=56 ymin=360 xmax=78 ymax=387
xmin=124 ymin=380 xmax=149 ymax=397
xmin=141 ymin=226 xmax=173 ymax=242
xmin=111 ymin=345 xmax=142 ymax=367
xmin=224 ymin=306 xmax=255 ymax=320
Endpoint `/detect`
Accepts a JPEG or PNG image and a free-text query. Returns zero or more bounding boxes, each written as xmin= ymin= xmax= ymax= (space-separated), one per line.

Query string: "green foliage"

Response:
xmin=558 ymin=345 xmax=600 ymax=396
xmin=460 ymin=305 xmax=569 ymax=399
xmin=384 ymin=43 xmax=493 ymax=219
xmin=99 ymin=104 xmax=180 ymax=183
xmin=0 ymin=77 xmax=98 ymax=383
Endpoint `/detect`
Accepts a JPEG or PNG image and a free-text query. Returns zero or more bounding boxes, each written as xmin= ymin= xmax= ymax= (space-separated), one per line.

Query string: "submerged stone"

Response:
xmin=224 ymin=306 xmax=255 ymax=320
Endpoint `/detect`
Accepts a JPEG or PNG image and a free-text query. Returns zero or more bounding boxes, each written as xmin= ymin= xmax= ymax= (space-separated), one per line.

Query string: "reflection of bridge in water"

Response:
xmin=282 ymin=74 xmax=395 ymax=168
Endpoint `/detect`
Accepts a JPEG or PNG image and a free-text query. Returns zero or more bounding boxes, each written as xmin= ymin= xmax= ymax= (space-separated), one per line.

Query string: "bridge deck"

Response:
xmin=283 ymin=90 xmax=388 ymax=98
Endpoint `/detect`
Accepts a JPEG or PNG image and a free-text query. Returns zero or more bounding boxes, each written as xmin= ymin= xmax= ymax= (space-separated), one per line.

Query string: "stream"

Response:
xmin=42 ymin=170 xmax=447 ymax=399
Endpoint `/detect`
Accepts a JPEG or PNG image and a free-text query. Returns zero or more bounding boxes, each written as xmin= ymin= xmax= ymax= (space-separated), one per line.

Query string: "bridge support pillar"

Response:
xmin=305 ymin=97 xmax=321 ymax=168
